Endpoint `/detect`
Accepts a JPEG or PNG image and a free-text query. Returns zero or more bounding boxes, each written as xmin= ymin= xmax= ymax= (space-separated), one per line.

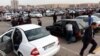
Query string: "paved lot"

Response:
xmin=0 ymin=17 xmax=100 ymax=56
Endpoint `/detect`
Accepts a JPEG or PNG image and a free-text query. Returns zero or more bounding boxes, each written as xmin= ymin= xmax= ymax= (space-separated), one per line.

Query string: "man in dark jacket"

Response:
xmin=17 ymin=16 xmax=24 ymax=25
xmin=37 ymin=18 xmax=42 ymax=26
xmin=25 ymin=14 xmax=32 ymax=24
xmin=11 ymin=17 xmax=18 ymax=26
xmin=80 ymin=22 xmax=97 ymax=56
xmin=53 ymin=12 xmax=57 ymax=24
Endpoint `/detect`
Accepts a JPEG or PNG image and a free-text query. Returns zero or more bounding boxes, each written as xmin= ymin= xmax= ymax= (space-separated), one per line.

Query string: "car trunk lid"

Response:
xmin=29 ymin=35 xmax=59 ymax=55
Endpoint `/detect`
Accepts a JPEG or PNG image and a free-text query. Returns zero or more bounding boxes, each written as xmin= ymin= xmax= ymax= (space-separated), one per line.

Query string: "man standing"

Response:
xmin=17 ymin=16 xmax=24 ymax=25
xmin=37 ymin=18 xmax=42 ymax=26
xmin=11 ymin=17 xmax=18 ymax=26
xmin=53 ymin=12 xmax=57 ymax=24
xmin=25 ymin=14 xmax=32 ymax=24
xmin=88 ymin=14 xmax=93 ymax=26
xmin=66 ymin=22 xmax=74 ymax=43
xmin=80 ymin=22 xmax=97 ymax=56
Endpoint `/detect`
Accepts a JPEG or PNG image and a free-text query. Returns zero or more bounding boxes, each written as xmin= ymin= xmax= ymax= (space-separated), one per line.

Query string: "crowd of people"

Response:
xmin=11 ymin=15 xmax=32 ymax=27
xmin=10 ymin=12 xmax=42 ymax=27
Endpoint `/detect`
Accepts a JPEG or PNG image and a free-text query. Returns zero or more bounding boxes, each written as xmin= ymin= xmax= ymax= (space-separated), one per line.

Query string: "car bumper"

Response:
xmin=41 ymin=45 xmax=60 ymax=56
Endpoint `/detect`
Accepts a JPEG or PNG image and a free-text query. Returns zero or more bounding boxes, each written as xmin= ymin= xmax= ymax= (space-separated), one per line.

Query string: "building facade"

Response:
xmin=11 ymin=0 xmax=18 ymax=9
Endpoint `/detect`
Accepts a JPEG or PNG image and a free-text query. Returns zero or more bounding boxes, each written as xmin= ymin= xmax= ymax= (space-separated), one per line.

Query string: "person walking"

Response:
xmin=37 ymin=18 xmax=42 ymax=26
xmin=53 ymin=12 xmax=57 ymax=24
xmin=88 ymin=14 xmax=93 ymax=26
xmin=80 ymin=22 xmax=97 ymax=56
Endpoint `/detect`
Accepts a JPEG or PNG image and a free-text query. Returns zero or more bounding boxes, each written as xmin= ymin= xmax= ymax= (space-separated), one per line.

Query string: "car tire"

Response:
xmin=18 ymin=52 xmax=23 ymax=56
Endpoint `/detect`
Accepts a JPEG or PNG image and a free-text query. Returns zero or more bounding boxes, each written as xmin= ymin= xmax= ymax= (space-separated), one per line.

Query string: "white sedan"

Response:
xmin=75 ymin=15 xmax=100 ymax=28
xmin=30 ymin=12 xmax=43 ymax=18
xmin=45 ymin=10 xmax=55 ymax=16
xmin=3 ymin=13 xmax=12 ymax=21
xmin=0 ymin=24 xmax=60 ymax=56
xmin=93 ymin=13 xmax=100 ymax=18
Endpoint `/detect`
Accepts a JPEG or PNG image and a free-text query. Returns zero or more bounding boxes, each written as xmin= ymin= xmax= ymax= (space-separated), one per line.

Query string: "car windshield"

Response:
xmin=76 ymin=20 xmax=88 ymax=29
xmin=78 ymin=17 xmax=89 ymax=22
xmin=24 ymin=27 xmax=50 ymax=41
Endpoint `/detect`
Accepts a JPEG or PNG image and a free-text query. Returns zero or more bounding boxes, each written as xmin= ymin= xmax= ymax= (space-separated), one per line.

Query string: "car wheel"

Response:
xmin=18 ymin=52 xmax=23 ymax=56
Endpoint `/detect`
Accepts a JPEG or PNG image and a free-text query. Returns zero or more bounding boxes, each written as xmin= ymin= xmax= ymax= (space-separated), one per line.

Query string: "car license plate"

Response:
xmin=43 ymin=42 xmax=55 ymax=50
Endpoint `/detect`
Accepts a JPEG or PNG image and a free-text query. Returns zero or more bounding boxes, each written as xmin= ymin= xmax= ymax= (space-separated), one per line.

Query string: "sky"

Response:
xmin=0 ymin=0 xmax=100 ymax=6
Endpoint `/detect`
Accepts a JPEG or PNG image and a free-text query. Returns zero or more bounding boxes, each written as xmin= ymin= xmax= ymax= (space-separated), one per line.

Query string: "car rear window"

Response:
xmin=24 ymin=27 xmax=50 ymax=41
xmin=76 ymin=17 xmax=88 ymax=22
xmin=66 ymin=20 xmax=86 ymax=29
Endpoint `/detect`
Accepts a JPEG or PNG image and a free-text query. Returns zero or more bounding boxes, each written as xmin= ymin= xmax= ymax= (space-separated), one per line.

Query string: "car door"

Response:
xmin=12 ymin=28 xmax=22 ymax=51
xmin=0 ymin=30 xmax=13 ymax=54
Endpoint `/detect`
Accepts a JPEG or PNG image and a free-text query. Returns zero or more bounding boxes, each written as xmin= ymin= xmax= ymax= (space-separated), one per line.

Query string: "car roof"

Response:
xmin=61 ymin=19 xmax=83 ymax=21
xmin=14 ymin=24 xmax=41 ymax=31
xmin=58 ymin=19 xmax=87 ymax=29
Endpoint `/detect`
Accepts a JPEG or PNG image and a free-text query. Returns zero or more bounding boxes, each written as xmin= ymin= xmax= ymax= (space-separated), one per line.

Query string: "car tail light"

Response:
xmin=98 ymin=24 xmax=100 ymax=26
xmin=31 ymin=48 xmax=40 ymax=56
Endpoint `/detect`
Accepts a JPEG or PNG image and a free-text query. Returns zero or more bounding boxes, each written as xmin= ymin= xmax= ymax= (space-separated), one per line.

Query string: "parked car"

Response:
xmin=75 ymin=15 xmax=100 ymax=28
xmin=55 ymin=10 xmax=65 ymax=16
xmin=93 ymin=13 xmax=100 ymax=18
xmin=30 ymin=11 xmax=43 ymax=18
xmin=0 ymin=24 xmax=60 ymax=56
xmin=3 ymin=13 xmax=13 ymax=21
xmin=45 ymin=10 xmax=55 ymax=16
xmin=46 ymin=19 xmax=87 ymax=41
